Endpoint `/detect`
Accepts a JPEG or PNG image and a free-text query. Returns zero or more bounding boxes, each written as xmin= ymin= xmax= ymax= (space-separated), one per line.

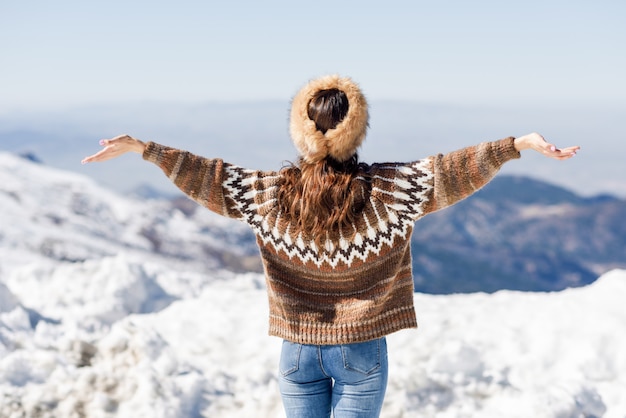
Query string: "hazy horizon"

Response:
xmin=1 ymin=99 xmax=624 ymax=198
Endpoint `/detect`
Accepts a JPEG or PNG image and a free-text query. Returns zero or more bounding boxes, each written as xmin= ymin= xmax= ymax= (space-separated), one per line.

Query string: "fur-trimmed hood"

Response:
xmin=289 ymin=75 xmax=369 ymax=163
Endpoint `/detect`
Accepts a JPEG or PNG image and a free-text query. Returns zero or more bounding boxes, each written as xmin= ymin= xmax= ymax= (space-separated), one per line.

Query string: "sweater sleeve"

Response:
xmin=142 ymin=142 xmax=246 ymax=219
xmin=422 ymin=137 xmax=521 ymax=213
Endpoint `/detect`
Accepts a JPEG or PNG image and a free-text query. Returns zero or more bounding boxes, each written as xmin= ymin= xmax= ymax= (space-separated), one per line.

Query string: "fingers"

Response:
xmin=100 ymin=134 xmax=133 ymax=146
xmin=81 ymin=148 xmax=108 ymax=164
xmin=528 ymin=132 xmax=579 ymax=160
xmin=81 ymin=134 xmax=145 ymax=164
xmin=81 ymin=141 xmax=119 ymax=164
xmin=81 ymin=136 xmax=124 ymax=164
xmin=543 ymin=145 xmax=580 ymax=160
xmin=520 ymin=133 xmax=579 ymax=160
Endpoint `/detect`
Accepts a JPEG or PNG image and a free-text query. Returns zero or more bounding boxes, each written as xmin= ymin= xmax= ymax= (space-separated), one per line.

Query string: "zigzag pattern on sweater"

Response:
xmin=223 ymin=160 xmax=434 ymax=268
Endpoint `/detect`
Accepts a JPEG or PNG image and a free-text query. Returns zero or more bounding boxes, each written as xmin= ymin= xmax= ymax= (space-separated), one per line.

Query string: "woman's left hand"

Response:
xmin=81 ymin=134 xmax=146 ymax=164
xmin=514 ymin=133 xmax=580 ymax=160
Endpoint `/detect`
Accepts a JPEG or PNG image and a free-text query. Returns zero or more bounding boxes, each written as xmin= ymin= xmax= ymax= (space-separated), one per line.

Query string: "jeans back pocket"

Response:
xmin=279 ymin=340 xmax=302 ymax=376
xmin=340 ymin=338 xmax=385 ymax=375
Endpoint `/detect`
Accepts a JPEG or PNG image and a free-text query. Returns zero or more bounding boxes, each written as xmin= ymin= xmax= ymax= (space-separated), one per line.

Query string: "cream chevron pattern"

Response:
xmin=223 ymin=160 xmax=434 ymax=269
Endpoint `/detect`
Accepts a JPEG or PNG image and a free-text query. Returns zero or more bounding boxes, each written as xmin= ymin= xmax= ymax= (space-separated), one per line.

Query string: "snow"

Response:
xmin=2 ymin=261 xmax=625 ymax=418
xmin=1 ymin=151 xmax=626 ymax=417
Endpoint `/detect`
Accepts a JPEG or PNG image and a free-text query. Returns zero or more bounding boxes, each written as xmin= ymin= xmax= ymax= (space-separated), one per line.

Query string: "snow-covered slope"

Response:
xmin=2 ymin=260 xmax=625 ymax=417
xmin=1 ymin=151 xmax=625 ymax=417
xmin=0 ymin=151 xmax=255 ymax=276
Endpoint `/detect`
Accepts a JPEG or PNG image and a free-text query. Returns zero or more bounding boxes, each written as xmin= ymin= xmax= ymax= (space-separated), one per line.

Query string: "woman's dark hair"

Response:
xmin=278 ymin=88 xmax=367 ymax=248
xmin=307 ymin=88 xmax=349 ymax=134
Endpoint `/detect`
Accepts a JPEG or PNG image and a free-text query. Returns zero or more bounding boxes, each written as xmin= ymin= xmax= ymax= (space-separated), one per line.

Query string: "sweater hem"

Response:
xmin=268 ymin=308 xmax=418 ymax=345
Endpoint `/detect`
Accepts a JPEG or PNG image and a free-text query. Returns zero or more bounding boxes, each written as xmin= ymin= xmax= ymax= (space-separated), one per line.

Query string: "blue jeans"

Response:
xmin=278 ymin=337 xmax=388 ymax=418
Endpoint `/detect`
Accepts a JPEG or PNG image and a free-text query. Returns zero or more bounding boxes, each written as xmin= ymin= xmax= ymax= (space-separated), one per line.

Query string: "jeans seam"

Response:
xmin=369 ymin=338 xmax=382 ymax=374
xmin=317 ymin=345 xmax=330 ymax=378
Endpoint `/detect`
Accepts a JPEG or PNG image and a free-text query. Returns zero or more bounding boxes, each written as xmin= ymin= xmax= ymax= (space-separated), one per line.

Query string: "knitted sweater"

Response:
xmin=143 ymin=137 xmax=520 ymax=345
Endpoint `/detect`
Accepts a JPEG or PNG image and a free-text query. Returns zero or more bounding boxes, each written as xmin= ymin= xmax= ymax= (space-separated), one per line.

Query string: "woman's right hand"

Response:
xmin=81 ymin=134 xmax=146 ymax=164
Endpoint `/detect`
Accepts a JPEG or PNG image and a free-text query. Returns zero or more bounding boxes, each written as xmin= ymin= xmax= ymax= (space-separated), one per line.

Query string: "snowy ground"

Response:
xmin=1 ymin=151 xmax=625 ymax=417
xmin=1 ymin=256 xmax=625 ymax=417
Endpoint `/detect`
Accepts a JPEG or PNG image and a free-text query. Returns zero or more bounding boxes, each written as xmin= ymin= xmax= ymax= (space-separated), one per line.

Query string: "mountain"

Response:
xmin=0 ymin=151 xmax=260 ymax=280
xmin=2 ymin=151 xmax=624 ymax=295
xmin=411 ymin=176 xmax=626 ymax=293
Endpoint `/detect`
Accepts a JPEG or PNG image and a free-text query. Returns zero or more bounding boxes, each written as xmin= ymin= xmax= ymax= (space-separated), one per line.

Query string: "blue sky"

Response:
xmin=2 ymin=0 xmax=625 ymax=110
xmin=1 ymin=1 xmax=625 ymax=197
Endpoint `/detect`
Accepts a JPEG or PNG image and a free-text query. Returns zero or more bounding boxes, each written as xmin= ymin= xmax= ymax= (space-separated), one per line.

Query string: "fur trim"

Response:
xmin=290 ymin=75 xmax=369 ymax=163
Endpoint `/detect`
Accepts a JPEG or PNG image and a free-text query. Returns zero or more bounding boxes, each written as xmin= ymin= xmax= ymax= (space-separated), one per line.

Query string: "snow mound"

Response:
xmin=385 ymin=269 xmax=626 ymax=417
xmin=6 ymin=256 xmax=176 ymax=327
xmin=2 ymin=261 xmax=625 ymax=417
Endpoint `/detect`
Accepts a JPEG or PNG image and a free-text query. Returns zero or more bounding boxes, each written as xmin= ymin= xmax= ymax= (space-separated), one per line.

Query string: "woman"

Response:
xmin=82 ymin=75 xmax=579 ymax=417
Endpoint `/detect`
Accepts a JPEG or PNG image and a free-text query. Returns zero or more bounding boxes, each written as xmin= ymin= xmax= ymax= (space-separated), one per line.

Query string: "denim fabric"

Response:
xmin=278 ymin=337 xmax=388 ymax=418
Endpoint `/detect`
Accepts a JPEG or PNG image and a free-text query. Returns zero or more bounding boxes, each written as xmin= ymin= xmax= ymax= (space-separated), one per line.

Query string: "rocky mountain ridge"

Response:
xmin=411 ymin=176 xmax=626 ymax=293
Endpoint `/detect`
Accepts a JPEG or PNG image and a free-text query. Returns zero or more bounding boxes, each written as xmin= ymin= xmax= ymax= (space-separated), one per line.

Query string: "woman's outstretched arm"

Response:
xmin=81 ymin=134 xmax=146 ymax=164
xmin=422 ymin=133 xmax=580 ymax=213
xmin=81 ymin=134 xmax=254 ymax=220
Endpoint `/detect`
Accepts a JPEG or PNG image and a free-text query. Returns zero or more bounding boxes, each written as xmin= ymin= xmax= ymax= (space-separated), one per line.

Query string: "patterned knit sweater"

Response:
xmin=143 ymin=137 xmax=520 ymax=345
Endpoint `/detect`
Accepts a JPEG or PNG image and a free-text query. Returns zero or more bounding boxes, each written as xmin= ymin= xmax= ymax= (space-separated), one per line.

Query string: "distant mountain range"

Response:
xmin=2 ymin=99 xmax=625 ymax=199
xmin=411 ymin=176 xmax=626 ymax=293
xmin=2 ymin=151 xmax=624 ymax=294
